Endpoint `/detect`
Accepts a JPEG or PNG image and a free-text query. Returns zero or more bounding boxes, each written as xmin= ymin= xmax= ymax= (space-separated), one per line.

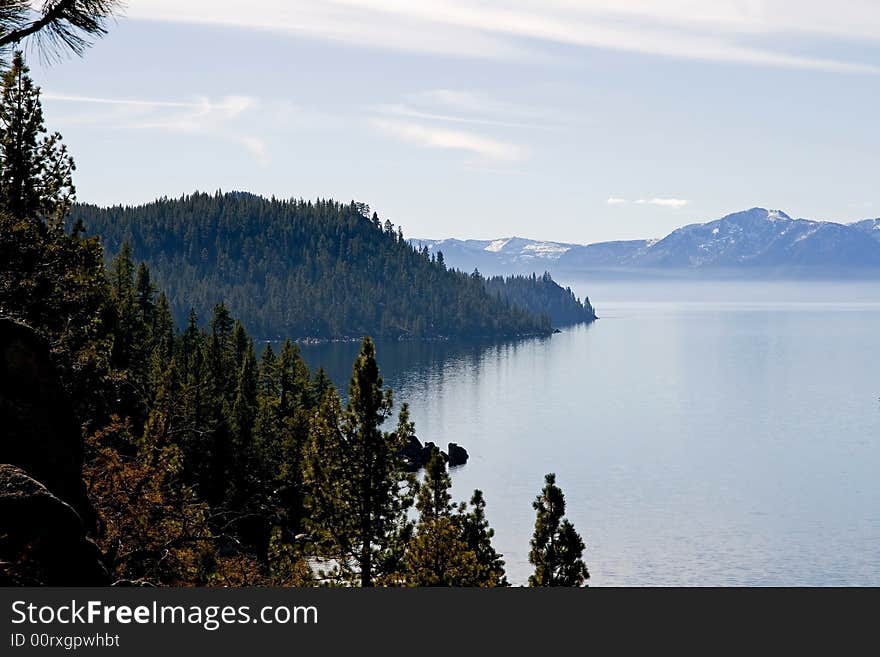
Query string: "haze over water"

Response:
xmin=300 ymin=280 xmax=880 ymax=586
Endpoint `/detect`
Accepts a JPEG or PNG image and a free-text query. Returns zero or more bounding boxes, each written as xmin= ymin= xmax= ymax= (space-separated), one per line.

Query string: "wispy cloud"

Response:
xmin=373 ymin=103 xmax=546 ymax=131
xmin=42 ymin=93 xmax=198 ymax=109
xmin=127 ymin=0 xmax=880 ymax=73
xmin=370 ymin=118 xmax=525 ymax=163
xmin=42 ymin=92 xmax=270 ymax=164
xmin=637 ymin=198 xmax=690 ymax=208
xmin=607 ymin=197 xmax=690 ymax=208
xmin=368 ymin=89 xmax=547 ymax=167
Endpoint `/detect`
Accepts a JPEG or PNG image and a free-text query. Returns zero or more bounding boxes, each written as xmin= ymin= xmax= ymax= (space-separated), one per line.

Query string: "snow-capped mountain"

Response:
xmin=411 ymin=236 xmax=581 ymax=275
xmin=415 ymin=208 xmax=880 ymax=277
xmin=625 ymin=208 xmax=880 ymax=269
xmin=851 ymin=218 xmax=880 ymax=243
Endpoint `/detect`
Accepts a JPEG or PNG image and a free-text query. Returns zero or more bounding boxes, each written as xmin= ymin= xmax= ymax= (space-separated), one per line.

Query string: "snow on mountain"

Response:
xmin=851 ymin=218 xmax=880 ymax=242
xmin=414 ymin=208 xmax=880 ymax=276
xmin=411 ymin=236 xmax=578 ymax=275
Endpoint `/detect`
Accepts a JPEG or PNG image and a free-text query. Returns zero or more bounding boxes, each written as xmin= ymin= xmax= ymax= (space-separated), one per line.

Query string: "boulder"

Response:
xmin=399 ymin=437 xmax=469 ymax=471
xmin=0 ymin=464 xmax=108 ymax=585
xmin=447 ymin=442 xmax=469 ymax=467
xmin=400 ymin=435 xmax=426 ymax=472
xmin=0 ymin=317 xmax=92 ymax=522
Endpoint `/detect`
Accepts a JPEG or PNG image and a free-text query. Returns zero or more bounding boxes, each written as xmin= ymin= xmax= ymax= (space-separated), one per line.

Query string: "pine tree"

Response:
xmin=275 ymin=339 xmax=312 ymax=532
xmin=402 ymin=449 xmax=483 ymax=586
xmin=0 ymin=52 xmax=75 ymax=222
xmin=458 ymin=490 xmax=508 ymax=587
xmin=0 ymin=52 xmax=112 ymax=425
xmin=304 ymin=337 xmax=415 ymax=586
xmin=229 ymin=336 xmax=258 ymax=507
xmin=416 ymin=447 xmax=452 ymax=521
xmin=528 ymin=473 xmax=590 ymax=587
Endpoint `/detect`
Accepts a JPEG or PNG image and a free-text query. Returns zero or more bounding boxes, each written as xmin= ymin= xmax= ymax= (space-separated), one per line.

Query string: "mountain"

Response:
xmin=628 ymin=208 xmax=880 ymax=269
xmin=411 ymin=237 xmax=580 ymax=276
xmin=417 ymin=208 xmax=880 ymax=278
xmin=70 ymin=193 xmax=596 ymax=341
xmin=852 ymin=218 xmax=880 ymax=243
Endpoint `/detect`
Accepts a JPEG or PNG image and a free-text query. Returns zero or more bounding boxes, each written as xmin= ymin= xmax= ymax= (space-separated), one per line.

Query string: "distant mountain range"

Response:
xmin=414 ymin=208 xmax=880 ymax=278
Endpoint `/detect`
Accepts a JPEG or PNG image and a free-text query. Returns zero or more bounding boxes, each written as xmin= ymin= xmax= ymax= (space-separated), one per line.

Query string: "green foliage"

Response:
xmin=401 ymin=517 xmax=482 ymax=587
xmin=0 ymin=53 xmax=75 ymax=222
xmin=485 ymin=272 xmax=596 ymax=326
xmin=0 ymin=54 xmax=562 ymax=588
xmin=458 ymin=490 xmax=508 ymax=587
xmin=402 ymin=451 xmax=507 ymax=586
xmin=528 ymin=473 xmax=590 ymax=587
xmin=0 ymin=1 xmax=122 ymax=62
xmin=415 ymin=448 xmax=452 ymax=521
xmin=303 ymin=337 xmax=416 ymax=586
xmin=70 ymin=193 xmax=553 ymax=340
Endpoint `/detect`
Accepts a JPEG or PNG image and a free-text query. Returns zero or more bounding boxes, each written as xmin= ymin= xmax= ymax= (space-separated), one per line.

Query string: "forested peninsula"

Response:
xmin=0 ymin=2 xmax=592 ymax=589
xmin=71 ymin=194 xmax=595 ymax=341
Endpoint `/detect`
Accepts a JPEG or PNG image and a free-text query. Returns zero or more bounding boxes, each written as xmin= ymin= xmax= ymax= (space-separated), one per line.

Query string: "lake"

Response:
xmin=299 ymin=280 xmax=880 ymax=586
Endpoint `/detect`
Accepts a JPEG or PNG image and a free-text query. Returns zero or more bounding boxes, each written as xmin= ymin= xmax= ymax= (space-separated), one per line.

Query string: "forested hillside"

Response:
xmin=0 ymin=17 xmax=592 ymax=589
xmin=71 ymin=193 xmax=566 ymax=340
xmin=486 ymin=272 xmax=596 ymax=326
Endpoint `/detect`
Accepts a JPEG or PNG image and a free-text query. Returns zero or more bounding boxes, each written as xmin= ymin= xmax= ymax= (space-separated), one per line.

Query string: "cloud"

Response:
xmin=370 ymin=118 xmax=525 ymax=163
xmin=400 ymin=88 xmax=585 ymax=129
xmin=607 ymin=197 xmax=689 ymax=208
xmin=636 ymin=198 xmax=689 ymax=208
xmin=126 ymin=0 xmax=880 ymax=73
xmin=42 ymin=92 xmax=270 ymax=165
xmin=373 ymin=103 xmax=546 ymax=130
xmin=42 ymin=93 xmax=198 ymax=109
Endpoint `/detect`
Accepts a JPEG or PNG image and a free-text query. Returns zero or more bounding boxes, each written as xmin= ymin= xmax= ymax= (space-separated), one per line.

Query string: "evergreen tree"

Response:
xmin=416 ymin=447 xmax=453 ymax=521
xmin=0 ymin=53 xmax=75 ymax=222
xmin=229 ymin=336 xmax=258 ymax=507
xmin=458 ymin=490 xmax=508 ymax=587
xmin=402 ymin=449 xmax=482 ymax=586
xmin=274 ymin=339 xmax=312 ymax=532
xmin=528 ymin=473 xmax=590 ymax=587
xmin=71 ymin=192 xmax=558 ymax=341
xmin=304 ymin=337 xmax=415 ymax=586
xmin=0 ymin=52 xmax=112 ymax=426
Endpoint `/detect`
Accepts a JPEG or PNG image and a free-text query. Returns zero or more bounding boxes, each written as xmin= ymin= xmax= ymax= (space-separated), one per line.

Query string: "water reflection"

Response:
xmin=292 ymin=334 xmax=556 ymax=402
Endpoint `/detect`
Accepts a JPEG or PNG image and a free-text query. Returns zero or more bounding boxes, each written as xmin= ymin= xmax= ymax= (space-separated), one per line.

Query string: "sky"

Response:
xmin=26 ymin=0 xmax=880 ymax=244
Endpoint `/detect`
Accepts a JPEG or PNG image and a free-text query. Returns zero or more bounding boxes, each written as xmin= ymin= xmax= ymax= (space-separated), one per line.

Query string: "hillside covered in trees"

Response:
xmin=70 ymin=194 xmax=594 ymax=340
xmin=0 ymin=39 xmax=591 ymax=588
xmin=486 ymin=272 xmax=596 ymax=326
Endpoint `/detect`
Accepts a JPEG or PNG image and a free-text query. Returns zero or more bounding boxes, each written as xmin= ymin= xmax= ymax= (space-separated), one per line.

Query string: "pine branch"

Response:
xmin=0 ymin=0 xmax=123 ymax=59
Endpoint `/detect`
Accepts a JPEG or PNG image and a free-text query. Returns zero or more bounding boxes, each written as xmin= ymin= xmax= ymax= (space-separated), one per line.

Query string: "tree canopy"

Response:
xmin=69 ymin=194 xmax=590 ymax=340
xmin=528 ymin=473 xmax=590 ymax=587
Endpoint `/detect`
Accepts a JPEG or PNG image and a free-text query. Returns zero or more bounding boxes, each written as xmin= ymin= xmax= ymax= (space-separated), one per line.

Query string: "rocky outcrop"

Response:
xmin=0 ymin=316 xmax=91 ymax=522
xmin=447 ymin=443 xmax=469 ymax=467
xmin=0 ymin=464 xmax=108 ymax=585
xmin=0 ymin=317 xmax=104 ymax=585
xmin=400 ymin=436 xmax=469 ymax=471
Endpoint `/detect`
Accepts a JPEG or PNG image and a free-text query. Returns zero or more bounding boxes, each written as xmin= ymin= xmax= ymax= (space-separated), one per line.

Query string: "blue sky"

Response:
xmin=27 ymin=1 xmax=880 ymax=243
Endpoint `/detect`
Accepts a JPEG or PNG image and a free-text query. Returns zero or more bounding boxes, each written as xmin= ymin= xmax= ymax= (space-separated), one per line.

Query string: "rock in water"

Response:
xmin=447 ymin=442 xmax=469 ymax=467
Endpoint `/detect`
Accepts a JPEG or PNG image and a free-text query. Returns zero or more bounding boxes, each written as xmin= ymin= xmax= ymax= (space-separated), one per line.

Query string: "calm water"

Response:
xmin=299 ymin=281 xmax=880 ymax=586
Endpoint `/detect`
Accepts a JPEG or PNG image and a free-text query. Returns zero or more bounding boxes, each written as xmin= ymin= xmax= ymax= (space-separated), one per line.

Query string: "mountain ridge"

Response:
xmin=414 ymin=208 xmax=880 ymax=276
